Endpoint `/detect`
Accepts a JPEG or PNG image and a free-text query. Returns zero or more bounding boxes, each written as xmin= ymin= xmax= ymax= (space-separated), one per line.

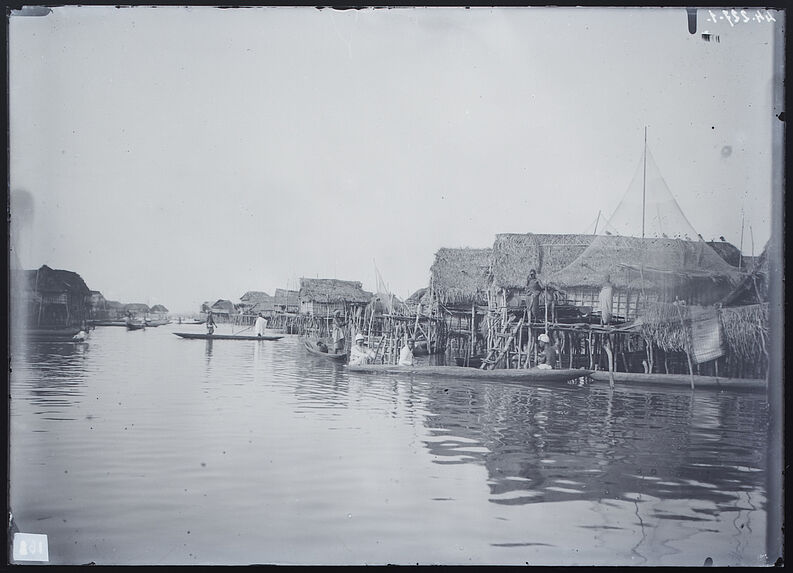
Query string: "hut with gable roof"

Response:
xmin=12 ymin=264 xmax=92 ymax=334
xmin=426 ymin=247 xmax=492 ymax=364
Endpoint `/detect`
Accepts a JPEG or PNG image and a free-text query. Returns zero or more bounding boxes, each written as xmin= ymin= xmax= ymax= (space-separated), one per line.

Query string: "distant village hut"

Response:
xmin=105 ymin=300 xmax=126 ymax=320
xmin=88 ymin=290 xmax=108 ymax=320
xmin=124 ymin=303 xmax=151 ymax=319
xmin=209 ymin=299 xmax=236 ymax=322
xmin=298 ymin=278 xmax=372 ymax=318
xmin=297 ymin=278 xmax=373 ymax=342
xmin=149 ymin=304 xmax=170 ymax=319
xmin=238 ymin=291 xmax=274 ymax=323
xmin=273 ymin=289 xmax=299 ymax=314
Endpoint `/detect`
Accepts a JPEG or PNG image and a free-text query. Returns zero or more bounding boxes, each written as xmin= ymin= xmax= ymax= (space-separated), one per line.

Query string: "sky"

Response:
xmin=8 ymin=6 xmax=782 ymax=314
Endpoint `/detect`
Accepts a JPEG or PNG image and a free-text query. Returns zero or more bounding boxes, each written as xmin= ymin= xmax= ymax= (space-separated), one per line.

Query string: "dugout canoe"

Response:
xmin=126 ymin=321 xmax=146 ymax=330
xmin=301 ymin=338 xmax=348 ymax=361
xmin=588 ymin=371 xmax=766 ymax=391
xmin=173 ymin=332 xmax=284 ymax=341
xmin=26 ymin=327 xmax=83 ymax=340
xmin=89 ymin=320 xmax=128 ymax=327
xmin=347 ymin=364 xmax=592 ymax=383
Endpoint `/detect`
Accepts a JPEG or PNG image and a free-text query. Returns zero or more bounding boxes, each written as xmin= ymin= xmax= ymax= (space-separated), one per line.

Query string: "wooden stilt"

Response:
xmin=604 ymin=333 xmax=615 ymax=388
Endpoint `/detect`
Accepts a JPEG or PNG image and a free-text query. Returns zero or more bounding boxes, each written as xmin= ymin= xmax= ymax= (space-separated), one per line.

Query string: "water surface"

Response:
xmin=9 ymin=323 xmax=770 ymax=565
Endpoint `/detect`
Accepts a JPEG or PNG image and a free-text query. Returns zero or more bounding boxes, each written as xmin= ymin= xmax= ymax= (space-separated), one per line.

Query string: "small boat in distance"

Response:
xmin=173 ymin=332 xmax=284 ymax=341
xmin=145 ymin=318 xmax=171 ymax=327
xmin=126 ymin=320 xmax=146 ymax=331
xmin=300 ymin=337 xmax=347 ymax=361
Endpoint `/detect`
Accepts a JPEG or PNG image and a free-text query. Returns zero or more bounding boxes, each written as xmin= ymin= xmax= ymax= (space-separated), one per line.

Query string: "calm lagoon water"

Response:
xmin=9 ymin=323 xmax=770 ymax=565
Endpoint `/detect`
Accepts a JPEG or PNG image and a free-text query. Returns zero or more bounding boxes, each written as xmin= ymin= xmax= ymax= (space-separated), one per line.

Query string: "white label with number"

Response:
xmin=12 ymin=533 xmax=49 ymax=562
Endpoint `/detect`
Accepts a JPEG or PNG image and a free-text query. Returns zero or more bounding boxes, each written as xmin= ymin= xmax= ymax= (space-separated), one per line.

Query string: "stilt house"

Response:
xmin=13 ymin=265 xmax=92 ymax=329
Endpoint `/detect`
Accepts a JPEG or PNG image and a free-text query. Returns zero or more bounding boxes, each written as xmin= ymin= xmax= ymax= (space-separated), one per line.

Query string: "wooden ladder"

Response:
xmin=480 ymin=315 xmax=524 ymax=370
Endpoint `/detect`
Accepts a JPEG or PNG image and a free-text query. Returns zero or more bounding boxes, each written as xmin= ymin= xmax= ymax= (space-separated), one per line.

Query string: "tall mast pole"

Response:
xmin=642 ymin=126 xmax=647 ymax=239
xmin=738 ymin=210 xmax=745 ymax=271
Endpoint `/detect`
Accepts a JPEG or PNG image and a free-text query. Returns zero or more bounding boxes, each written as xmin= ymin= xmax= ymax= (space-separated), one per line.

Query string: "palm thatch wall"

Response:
xmin=429 ymin=247 xmax=492 ymax=308
xmin=489 ymin=233 xmax=595 ymax=289
xmin=638 ymin=301 xmax=768 ymax=376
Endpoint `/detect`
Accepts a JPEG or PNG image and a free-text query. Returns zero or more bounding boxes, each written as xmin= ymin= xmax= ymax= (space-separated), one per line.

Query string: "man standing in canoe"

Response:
xmin=332 ymin=310 xmax=346 ymax=355
xmin=254 ymin=312 xmax=268 ymax=337
xmin=206 ymin=310 xmax=216 ymax=336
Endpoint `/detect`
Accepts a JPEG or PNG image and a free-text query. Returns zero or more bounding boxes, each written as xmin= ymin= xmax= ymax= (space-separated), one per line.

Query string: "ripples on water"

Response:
xmin=9 ymin=324 xmax=770 ymax=565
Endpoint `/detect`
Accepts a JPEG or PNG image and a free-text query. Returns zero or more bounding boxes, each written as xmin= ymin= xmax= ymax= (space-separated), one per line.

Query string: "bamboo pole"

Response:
xmin=604 ymin=333 xmax=615 ymax=388
xmin=469 ymin=303 xmax=475 ymax=367
xmin=588 ymin=330 xmax=594 ymax=370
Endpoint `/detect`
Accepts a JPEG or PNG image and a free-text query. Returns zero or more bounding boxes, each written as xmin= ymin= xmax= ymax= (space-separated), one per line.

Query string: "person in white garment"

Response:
xmin=254 ymin=312 xmax=268 ymax=337
xmin=349 ymin=333 xmax=376 ymax=366
xmin=398 ymin=337 xmax=415 ymax=366
xmin=598 ymin=274 xmax=614 ymax=325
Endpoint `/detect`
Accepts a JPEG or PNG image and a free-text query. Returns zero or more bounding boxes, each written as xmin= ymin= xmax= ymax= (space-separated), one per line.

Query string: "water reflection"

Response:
xmin=12 ymin=341 xmax=89 ymax=415
xmin=421 ymin=382 xmax=767 ymax=510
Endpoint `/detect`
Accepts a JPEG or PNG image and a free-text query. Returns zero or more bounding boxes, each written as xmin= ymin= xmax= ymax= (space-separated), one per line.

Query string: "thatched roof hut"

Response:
xmin=239 ymin=291 xmax=274 ymax=312
xmin=429 ymin=247 xmax=492 ymax=307
xmin=124 ymin=303 xmax=151 ymax=314
xmin=549 ymin=236 xmax=740 ymax=291
xmin=299 ymin=278 xmax=373 ymax=316
xmin=21 ymin=265 xmax=91 ymax=296
xmin=274 ymin=288 xmax=299 ymax=313
xmin=150 ymin=304 xmax=169 ymax=313
xmin=489 ymin=233 xmax=595 ymax=290
xmin=213 ymin=299 xmax=236 ymax=312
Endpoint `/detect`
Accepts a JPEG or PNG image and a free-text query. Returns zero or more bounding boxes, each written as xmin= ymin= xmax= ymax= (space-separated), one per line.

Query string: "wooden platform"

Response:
xmin=589 ymin=371 xmax=766 ymax=391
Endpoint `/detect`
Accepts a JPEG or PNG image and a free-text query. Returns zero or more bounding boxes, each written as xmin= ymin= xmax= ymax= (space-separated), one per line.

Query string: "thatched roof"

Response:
xmin=299 ymin=278 xmax=373 ymax=304
xmin=406 ymin=287 xmax=429 ymax=304
xmin=211 ymin=299 xmax=236 ymax=313
xmin=239 ymin=291 xmax=274 ymax=311
xmin=430 ymin=247 xmax=492 ymax=306
xmin=22 ymin=265 xmax=91 ymax=295
xmin=549 ymin=235 xmax=740 ymax=290
xmin=150 ymin=304 xmax=169 ymax=313
xmin=706 ymin=240 xmax=742 ymax=267
xmin=490 ymin=233 xmax=595 ymax=289
xmin=240 ymin=291 xmax=272 ymax=303
xmin=125 ymin=303 xmax=151 ymax=313
xmin=274 ymin=288 xmax=299 ymax=308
